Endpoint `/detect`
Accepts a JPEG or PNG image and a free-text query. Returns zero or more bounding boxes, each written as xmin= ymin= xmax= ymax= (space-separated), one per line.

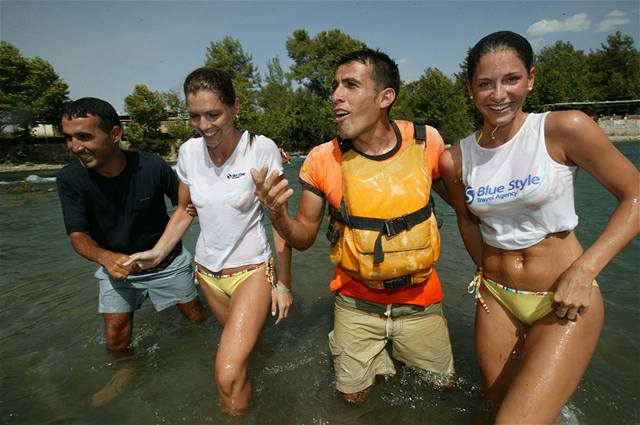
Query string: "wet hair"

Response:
xmin=61 ymin=97 xmax=121 ymax=134
xmin=466 ymin=31 xmax=534 ymax=82
xmin=336 ymin=48 xmax=401 ymax=106
xmin=183 ymin=67 xmax=236 ymax=106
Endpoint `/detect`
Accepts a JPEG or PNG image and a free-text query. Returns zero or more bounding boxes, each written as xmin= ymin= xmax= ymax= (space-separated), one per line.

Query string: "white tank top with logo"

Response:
xmin=460 ymin=112 xmax=578 ymax=250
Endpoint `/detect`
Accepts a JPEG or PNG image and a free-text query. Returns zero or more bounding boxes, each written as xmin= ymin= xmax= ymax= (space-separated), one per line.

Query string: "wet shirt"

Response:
xmin=57 ymin=150 xmax=177 ymax=254
xmin=460 ymin=112 xmax=579 ymax=249
xmin=176 ymin=131 xmax=283 ymax=271
xmin=299 ymin=121 xmax=446 ymax=307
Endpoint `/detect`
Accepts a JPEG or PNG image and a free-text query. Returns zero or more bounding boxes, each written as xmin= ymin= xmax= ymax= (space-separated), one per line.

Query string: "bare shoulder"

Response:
xmin=426 ymin=125 xmax=445 ymax=147
xmin=545 ymin=110 xmax=611 ymax=164
xmin=546 ymin=110 xmax=599 ymax=136
xmin=439 ymin=142 xmax=462 ymax=180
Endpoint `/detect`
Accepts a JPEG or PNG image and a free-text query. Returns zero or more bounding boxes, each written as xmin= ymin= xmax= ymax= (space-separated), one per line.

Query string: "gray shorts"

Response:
xmin=95 ymin=247 xmax=198 ymax=313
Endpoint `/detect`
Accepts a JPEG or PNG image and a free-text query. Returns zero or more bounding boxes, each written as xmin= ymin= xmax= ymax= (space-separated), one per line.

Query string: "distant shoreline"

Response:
xmin=0 ymin=138 xmax=636 ymax=174
xmin=0 ymin=163 xmax=64 ymax=173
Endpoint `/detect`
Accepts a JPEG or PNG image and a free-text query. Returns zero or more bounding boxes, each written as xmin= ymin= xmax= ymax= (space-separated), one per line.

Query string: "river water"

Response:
xmin=1 ymin=143 xmax=638 ymax=425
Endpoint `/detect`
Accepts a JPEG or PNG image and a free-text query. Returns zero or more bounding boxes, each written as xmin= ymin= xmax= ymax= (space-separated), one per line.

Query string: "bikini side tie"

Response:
xmin=467 ymin=268 xmax=491 ymax=313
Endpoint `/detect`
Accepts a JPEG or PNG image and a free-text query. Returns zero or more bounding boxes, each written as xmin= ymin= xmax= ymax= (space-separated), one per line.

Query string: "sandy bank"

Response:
xmin=0 ymin=163 xmax=65 ymax=173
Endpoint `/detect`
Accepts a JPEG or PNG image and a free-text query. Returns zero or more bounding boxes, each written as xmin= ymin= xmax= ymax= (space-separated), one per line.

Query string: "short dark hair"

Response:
xmin=467 ymin=31 xmax=534 ymax=82
xmin=336 ymin=48 xmax=401 ymax=105
xmin=183 ymin=67 xmax=236 ymax=106
xmin=61 ymin=97 xmax=121 ymax=134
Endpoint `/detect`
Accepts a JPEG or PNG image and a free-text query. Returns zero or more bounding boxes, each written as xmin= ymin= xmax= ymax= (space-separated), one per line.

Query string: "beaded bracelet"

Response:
xmin=274 ymin=281 xmax=291 ymax=293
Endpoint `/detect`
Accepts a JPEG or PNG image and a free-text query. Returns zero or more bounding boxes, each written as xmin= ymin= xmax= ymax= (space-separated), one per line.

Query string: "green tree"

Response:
xmin=453 ymin=51 xmax=483 ymax=130
xmin=272 ymin=28 xmax=363 ymax=150
xmin=286 ymin=29 xmax=365 ymax=100
xmin=530 ymin=41 xmax=592 ymax=109
xmin=205 ymin=36 xmax=260 ymax=127
xmin=589 ymin=31 xmax=640 ymax=101
xmin=22 ymin=57 xmax=71 ymax=125
xmin=394 ymin=68 xmax=473 ymax=144
xmin=0 ymin=42 xmax=29 ymax=133
xmin=124 ymin=84 xmax=168 ymax=152
xmin=164 ymin=120 xmax=194 ymax=146
xmin=161 ymin=89 xmax=187 ymax=119
xmin=255 ymin=57 xmax=297 ymax=150
xmin=160 ymin=89 xmax=194 ymax=145
xmin=0 ymin=41 xmax=69 ymax=133
xmin=289 ymin=89 xmax=336 ymax=151
xmin=0 ymin=43 xmax=28 ymax=111
xmin=255 ymin=57 xmax=336 ymax=152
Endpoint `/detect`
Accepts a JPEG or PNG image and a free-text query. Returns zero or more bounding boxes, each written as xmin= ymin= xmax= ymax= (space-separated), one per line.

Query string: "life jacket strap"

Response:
xmin=382 ymin=274 xmax=413 ymax=291
xmin=329 ymin=198 xmax=434 ymax=264
xmin=413 ymin=121 xmax=426 ymax=141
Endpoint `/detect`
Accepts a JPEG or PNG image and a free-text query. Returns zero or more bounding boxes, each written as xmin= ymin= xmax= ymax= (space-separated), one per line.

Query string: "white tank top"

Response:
xmin=460 ymin=112 xmax=578 ymax=250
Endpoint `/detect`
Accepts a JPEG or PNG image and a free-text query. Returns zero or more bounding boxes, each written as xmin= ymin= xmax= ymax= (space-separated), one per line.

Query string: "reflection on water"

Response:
xmin=1 ymin=146 xmax=638 ymax=424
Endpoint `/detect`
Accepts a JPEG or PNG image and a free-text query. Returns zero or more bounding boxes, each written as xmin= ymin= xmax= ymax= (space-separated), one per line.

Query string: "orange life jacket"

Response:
xmin=326 ymin=121 xmax=441 ymax=291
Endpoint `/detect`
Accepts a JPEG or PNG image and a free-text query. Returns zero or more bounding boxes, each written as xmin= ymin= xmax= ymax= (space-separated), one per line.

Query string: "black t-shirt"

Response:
xmin=57 ymin=150 xmax=179 ymax=254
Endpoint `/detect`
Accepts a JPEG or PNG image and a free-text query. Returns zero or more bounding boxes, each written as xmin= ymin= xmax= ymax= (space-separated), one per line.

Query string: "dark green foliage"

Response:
xmin=121 ymin=30 xmax=639 ymax=154
xmin=124 ymin=84 xmax=169 ymax=153
xmin=588 ymin=32 xmax=640 ymax=101
xmin=393 ymin=69 xmax=474 ymax=144
xmin=287 ymin=29 xmax=366 ymax=101
xmin=0 ymin=41 xmax=69 ymax=134
xmin=205 ymin=36 xmax=261 ymax=129
xmin=254 ymin=57 xmax=336 ymax=150
xmin=7 ymin=28 xmax=635 ymax=155
xmin=162 ymin=90 xmax=194 ymax=145
xmin=528 ymin=41 xmax=593 ymax=110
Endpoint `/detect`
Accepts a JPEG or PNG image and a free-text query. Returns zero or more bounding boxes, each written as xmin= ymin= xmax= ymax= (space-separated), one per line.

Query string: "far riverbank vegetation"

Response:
xmin=1 ymin=30 xmax=639 ymax=156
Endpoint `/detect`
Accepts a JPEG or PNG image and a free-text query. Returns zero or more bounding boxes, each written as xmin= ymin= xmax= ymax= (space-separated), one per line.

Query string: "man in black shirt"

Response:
xmin=57 ymin=98 xmax=205 ymax=360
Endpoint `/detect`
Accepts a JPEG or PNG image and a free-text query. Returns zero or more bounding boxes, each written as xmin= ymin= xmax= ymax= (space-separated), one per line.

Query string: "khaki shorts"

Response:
xmin=329 ymin=294 xmax=455 ymax=394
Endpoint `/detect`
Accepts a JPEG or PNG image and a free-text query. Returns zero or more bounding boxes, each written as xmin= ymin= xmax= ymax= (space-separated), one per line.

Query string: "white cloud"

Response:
xmin=529 ymin=38 xmax=547 ymax=50
xmin=595 ymin=10 xmax=631 ymax=32
xmin=527 ymin=13 xmax=591 ymax=36
xmin=398 ymin=57 xmax=409 ymax=64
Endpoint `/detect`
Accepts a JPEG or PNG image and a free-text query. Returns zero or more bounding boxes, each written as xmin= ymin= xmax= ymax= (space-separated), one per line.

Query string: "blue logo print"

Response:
xmin=466 ymin=174 xmax=542 ymax=205
xmin=465 ymin=187 xmax=475 ymax=204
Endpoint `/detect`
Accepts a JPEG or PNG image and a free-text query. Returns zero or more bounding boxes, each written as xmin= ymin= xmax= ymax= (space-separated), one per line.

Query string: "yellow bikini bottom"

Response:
xmin=467 ymin=271 xmax=598 ymax=326
xmin=196 ymin=260 xmax=273 ymax=297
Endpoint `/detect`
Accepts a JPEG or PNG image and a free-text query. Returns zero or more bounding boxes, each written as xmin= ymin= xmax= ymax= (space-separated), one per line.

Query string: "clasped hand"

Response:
xmin=106 ymin=252 xmax=141 ymax=280
xmin=121 ymin=204 xmax=197 ymax=273
xmin=122 ymin=250 xmax=163 ymax=272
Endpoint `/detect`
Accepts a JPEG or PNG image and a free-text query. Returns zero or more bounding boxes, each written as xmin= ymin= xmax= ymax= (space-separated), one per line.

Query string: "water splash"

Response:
xmin=0 ymin=174 xmax=56 ymax=185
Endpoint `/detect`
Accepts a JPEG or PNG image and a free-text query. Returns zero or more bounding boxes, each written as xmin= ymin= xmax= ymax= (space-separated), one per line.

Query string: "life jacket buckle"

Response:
xmin=383 ymin=216 xmax=408 ymax=236
xmin=383 ymin=275 xmax=412 ymax=291
xmin=326 ymin=223 xmax=341 ymax=246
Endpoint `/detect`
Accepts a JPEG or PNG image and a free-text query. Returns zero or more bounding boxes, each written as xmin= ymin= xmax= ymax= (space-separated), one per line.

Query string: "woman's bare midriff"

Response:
xmin=482 ymin=230 xmax=584 ymax=292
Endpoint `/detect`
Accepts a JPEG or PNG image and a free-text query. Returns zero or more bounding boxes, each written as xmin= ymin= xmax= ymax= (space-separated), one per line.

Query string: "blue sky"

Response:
xmin=2 ymin=0 xmax=638 ymax=113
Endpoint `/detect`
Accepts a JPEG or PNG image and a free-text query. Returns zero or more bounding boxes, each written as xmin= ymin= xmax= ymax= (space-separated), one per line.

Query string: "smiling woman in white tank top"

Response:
xmin=439 ymin=31 xmax=639 ymax=424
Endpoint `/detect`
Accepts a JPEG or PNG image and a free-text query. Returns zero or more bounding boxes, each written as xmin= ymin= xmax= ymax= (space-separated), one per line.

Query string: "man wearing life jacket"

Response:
xmin=251 ymin=49 xmax=455 ymax=404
